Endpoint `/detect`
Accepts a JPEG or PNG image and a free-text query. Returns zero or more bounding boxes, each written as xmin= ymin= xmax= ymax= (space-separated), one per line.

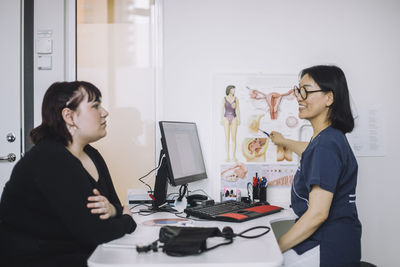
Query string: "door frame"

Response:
xmin=24 ymin=0 xmax=77 ymax=152
xmin=23 ymin=0 xmax=34 ymax=153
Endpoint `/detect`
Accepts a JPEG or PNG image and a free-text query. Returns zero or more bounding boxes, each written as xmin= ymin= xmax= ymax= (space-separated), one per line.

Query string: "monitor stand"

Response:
xmin=151 ymin=205 xmax=177 ymax=213
xmin=150 ymin=151 xmax=186 ymax=213
xmin=152 ymin=152 xmax=169 ymax=209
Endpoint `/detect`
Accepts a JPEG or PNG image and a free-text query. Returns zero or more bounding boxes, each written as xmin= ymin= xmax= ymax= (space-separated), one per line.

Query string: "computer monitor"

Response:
xmin=153 ymin=121 xmax=207 ymax=208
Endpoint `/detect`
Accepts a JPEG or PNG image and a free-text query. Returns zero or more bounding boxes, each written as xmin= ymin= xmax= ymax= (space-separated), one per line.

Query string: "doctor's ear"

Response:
xmin=326 ymin=91 xmax=334 ymax=107
xmin=62 ymin=107 xmax=75 ymax=126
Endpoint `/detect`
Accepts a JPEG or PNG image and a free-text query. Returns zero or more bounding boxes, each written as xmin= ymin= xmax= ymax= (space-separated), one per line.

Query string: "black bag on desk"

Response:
xmin=136 ymin=225 xmax=270 ymax=257
xmin=159 ymin=226 xmax=231 ymax=256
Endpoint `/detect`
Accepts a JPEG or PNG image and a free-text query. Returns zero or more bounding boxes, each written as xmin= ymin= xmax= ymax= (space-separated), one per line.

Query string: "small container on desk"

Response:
xmin=259 ymin=187 xmax=267 ymax=202
xmin=221 ymin=187 xmax=241 ymax=202
xmin=253 ymin=177 xmax=268 ymax=203
xmin=252 ymin=185 xmax=260 ymax=200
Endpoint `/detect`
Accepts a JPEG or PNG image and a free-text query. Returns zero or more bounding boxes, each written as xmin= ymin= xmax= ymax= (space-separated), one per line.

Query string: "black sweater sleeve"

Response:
xmin=31 ymin=141 xmax=136 ymax=248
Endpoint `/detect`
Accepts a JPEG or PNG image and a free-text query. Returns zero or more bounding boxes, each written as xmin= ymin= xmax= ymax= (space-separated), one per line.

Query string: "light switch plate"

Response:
xmin=37 ymin=55 xmax=52 ymax=70
xmin=36 ymin=38 xmax=53 ymax=54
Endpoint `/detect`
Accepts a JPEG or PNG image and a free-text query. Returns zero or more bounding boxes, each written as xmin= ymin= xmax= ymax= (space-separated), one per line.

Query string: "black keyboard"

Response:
xmin=184 ymin=200 xmax=283 ymax=222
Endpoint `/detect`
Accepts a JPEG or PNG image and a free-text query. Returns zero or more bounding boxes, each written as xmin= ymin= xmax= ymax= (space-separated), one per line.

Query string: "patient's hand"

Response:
xmin=87 ymin=189 xmax=117 ymax=220
xmin=122 ymin=205 xmax=133 ymax=217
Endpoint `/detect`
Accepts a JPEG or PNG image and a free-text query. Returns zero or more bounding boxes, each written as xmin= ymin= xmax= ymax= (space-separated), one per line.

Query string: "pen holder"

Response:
xmin=253 ymin=186 xmax=260 ymax=201
xmin=259 ymin=187 xmax=267 ymax=203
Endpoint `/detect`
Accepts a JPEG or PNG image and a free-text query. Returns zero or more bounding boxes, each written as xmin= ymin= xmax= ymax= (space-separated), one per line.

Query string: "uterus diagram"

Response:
xmin=247 ymin=87 xmax=294 ymax=120
xmin=244 ymin=90 xmax=300 ymax=163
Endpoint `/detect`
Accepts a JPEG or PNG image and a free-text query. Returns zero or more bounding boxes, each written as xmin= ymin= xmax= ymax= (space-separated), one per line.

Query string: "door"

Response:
xmin=0 ymin=0 xmax=22 ymax=196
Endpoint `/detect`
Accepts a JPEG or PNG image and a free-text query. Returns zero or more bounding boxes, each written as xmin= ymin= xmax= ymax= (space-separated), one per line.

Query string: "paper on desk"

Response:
xmin=141 ymin=218 xmax=192 ymax=226
xmin=102 ymin=219 xmax=193 ymax=249
xmin=102 ymin=234 xmax=137 ymax=249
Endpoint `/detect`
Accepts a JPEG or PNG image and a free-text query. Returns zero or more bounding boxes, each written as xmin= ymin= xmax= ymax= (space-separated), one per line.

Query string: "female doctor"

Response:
xmin=270 ymin=65 xmax=361 ymax=266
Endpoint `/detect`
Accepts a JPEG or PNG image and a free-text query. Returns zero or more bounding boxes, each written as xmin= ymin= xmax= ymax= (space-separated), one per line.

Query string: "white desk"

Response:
xmin=88 ymin=208 xmax=296 ymax=267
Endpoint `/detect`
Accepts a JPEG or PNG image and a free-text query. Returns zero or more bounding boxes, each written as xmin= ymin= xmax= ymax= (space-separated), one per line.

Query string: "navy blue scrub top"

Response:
xmin=291 ymin=126 xmax=362 ymax=266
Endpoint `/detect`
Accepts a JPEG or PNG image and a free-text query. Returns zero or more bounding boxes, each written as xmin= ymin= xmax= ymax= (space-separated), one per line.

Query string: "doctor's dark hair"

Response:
xmin=300 ymin=65 xmax=354 ymax=134
xmin=30 ymin=81 xmax=102 ymax=145
xmin=225 ymin=85 xmax=236 ymax=95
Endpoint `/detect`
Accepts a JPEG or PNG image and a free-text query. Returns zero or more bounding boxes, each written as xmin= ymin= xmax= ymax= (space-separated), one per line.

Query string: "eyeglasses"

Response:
xmin=293 ymin=85 xmax=325 ymax=100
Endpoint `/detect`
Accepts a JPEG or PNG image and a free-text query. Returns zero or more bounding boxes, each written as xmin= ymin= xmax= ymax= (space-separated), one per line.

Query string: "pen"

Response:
xmin=258 ymin=128 xmax=270 ymax=138
xmin=262 ymin=177 xmax=268 ymax=188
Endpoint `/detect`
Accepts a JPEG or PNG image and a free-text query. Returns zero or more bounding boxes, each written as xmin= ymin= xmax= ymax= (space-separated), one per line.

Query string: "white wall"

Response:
xmin=34 ymin=0 xmax=76 ymax=125
xmin=34 ymin=0 xmax=65 ymax=125
xmin=162 ymin=0 xmax=400 ymax=265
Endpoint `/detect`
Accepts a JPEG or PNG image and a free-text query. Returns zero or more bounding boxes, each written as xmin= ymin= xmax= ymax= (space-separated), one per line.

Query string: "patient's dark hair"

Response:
xmin=30 ymin=81 xmax=101 ymax=145
xmin=300 ymin=65 xmax=354 ymax=134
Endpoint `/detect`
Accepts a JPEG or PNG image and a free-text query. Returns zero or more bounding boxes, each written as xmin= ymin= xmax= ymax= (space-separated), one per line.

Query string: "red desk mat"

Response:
xmin=245 ymin=205 xmax=282 ymax=213
xmin=217 ymin=213 xmax=248 ymax=220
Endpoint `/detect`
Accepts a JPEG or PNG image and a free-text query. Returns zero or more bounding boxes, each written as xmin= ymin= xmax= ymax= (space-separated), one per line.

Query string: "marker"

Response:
xmin=258 ymin=128 xmax=270 ymax=138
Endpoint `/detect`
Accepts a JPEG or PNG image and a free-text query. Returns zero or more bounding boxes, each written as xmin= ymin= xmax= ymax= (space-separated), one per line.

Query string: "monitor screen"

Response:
xmin=159 ymin=121 xmax=207 ymax=186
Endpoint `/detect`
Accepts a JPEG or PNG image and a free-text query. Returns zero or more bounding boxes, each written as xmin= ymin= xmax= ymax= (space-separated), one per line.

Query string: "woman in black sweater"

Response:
xmin=0 ymin=81 xmax=136 ymax=266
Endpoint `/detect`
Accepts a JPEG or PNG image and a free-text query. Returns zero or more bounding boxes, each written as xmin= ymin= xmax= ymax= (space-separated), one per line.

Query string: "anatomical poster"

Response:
xmin=213 ymin=73 xmax=312 ymax=205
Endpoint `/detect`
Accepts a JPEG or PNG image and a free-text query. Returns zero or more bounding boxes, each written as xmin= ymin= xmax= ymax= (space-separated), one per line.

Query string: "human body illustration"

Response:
xmin=221 ymin=162 xmax=248 ymax=182
xmin=248 ymin=113 xmax=265 ymax=134
xmin=267 ymin=174 xmax=294 ymax=186
xmin=242 ymin=137 xmax=268 ymax=162
xmin=277 ymin=145 xmax=293 ymax=161
xmin=247 ymin=87 xmax=295 ymax=162
xmin=221 ymin=85 xmax=240 ymax=162
xmin=270 ymin=65 xmax=361 ymax=266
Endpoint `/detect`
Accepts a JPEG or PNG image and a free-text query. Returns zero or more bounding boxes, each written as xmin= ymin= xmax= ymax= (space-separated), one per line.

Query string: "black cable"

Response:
xmin=204 ymin=238 xmax=233 ymax=252
xmin=130 ymin=204 xmax=158 ymax=215
xmin=173 ymin=211 xmax=210 ymax=221
xmin=138 ymin=154 xmax=165 ymax=192
xmin=247 ymin=182 xmax=253 ymax=200
xmin=177 ymin=184 xmax=187 ymax=201
xmin=130 ymin=203 xmax=150 ymax=211
xmin=235 ymin=226 xmax=271 ymax=239
xmin=136 ymin=240 xmax=160 ymax=253
xmin=136 ymin=210 xmax=158 ymax=216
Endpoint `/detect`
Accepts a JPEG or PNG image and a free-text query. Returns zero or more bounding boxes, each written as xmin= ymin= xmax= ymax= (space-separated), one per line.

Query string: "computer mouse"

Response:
xmin=187 ymin=194 xmax=208 ymax=202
